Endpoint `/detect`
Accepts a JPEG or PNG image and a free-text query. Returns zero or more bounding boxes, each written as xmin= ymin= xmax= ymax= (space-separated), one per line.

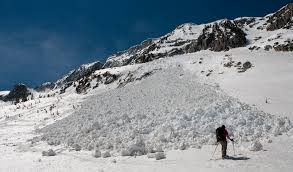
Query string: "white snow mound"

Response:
xmin=39 ymin=67 xmax=292 ymax=154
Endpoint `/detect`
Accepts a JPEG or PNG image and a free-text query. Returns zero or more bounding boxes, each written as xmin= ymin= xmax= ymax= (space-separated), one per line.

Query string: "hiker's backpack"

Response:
xmin=216 ymin=127 xmax=225 ymax=142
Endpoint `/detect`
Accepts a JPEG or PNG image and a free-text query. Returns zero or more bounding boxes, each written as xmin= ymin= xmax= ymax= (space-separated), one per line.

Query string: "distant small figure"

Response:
xmin=216 ymin=125 xmax=234 ymax=159
xmin=265 ymin=97 xmax=269 ymax=104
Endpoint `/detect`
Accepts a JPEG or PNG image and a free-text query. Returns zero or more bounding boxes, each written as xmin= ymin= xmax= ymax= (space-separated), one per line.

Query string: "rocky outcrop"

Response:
xmin=64 ymin=61 xmax=103 ymax=84
xmin=234 ymin=17 xmax=256 ymax=28
xmin=185 ymin=20 xmax=247 ymax=52
xmin=43 ymin=61 xmax=104 ymax=93
xmin=104 ymin=20 xmax=246 ymax=68
xmin=267 ymin=3 xmax=293 ymax=31
xmin=3 ymin=84 xmax=31 ymax=103
xmin=103 ymin=39 xmax=155 ymax=68
xmin=35 ymin=82 xmax=55 ymax=92
xmin=273 ymin=42 xmax=293 ymax=51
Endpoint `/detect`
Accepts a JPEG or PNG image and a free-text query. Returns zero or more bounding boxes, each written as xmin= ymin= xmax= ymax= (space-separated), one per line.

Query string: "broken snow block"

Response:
xmin=42 ymin=149 xmax=56 ymax=156
xmin=155 ymin=152 xmax=166 ymax=160
xmin=102 ymin=151 xmax=111 ymax=158
xmin=74 ymin=144 xmax=82 ymax=151
xmin=249 ymin=141 xmax=263 ymax=151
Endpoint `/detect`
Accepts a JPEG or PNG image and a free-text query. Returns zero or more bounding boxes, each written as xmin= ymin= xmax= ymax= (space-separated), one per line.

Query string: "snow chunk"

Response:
xmin=102 ymin=151 xmax=111 ymax=158
xmin=121 ymin=139 xmax=147 ymax=156
xmin=155 ymin=152 xmax=166 ymax=160
xmin=249 ymin=141 xmax=263 ymax=151
xmin=42 ymin=149 xmax=56 ymax=156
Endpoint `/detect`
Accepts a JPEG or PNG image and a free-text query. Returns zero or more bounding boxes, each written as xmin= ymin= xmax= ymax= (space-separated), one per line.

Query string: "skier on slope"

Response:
xmin=216 ymin=125 xmax=234 ymax=159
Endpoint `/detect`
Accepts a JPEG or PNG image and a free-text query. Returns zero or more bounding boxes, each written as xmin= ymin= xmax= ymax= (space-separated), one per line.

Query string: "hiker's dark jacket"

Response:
xmin=216 ymin=127 xmax=229 ymax=142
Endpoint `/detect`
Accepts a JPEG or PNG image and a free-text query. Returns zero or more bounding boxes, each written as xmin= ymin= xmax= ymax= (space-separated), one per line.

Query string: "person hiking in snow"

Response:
xmin=216 ymin=125 xmax=234 ymax=159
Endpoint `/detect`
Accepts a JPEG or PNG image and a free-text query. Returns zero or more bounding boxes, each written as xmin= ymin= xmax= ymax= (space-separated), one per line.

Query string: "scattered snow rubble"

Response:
xmin=249 ymin=140 xmax=263 ymax=151
xmin=39 ymin=66 xmax=293 ymax=155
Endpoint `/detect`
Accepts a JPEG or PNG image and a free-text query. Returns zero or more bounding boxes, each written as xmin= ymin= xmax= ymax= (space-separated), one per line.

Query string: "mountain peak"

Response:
xmin=266 ymin=3 xmax=293 ymax=31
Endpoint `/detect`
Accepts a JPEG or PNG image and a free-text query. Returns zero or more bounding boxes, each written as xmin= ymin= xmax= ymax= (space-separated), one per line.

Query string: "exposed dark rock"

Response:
xmin=248 ymin=46 xmax=260 ymax=51
xmin=243 ymin=61 xmax=252 ymax=69
xmin=273 ymin=42 xmax=293 ymax=51
xmin=103 ymin=39 xmax=155 ymax=68
xmin=118 ymin=72 xmax=136 ymax=88
xmin=236 ymin=62 xmax=242 ymax=66
xmin=3 ymin=84 xmax=31 ymax=103
xmin=168 ymin=48 xmax=185 ymax=56
xmin=135 ymin=71 xmax=153 ymax=81
xmin=64 ymin=62 xmax=103 ymax=84
xmin=35 ymin=82 xmax=55 ymax=92
xmin=76 ymin=77 xmax=91 ymax=94
xmin=238 ymin=61 xmax=253 ymax=73
xmin=267 ymin=3 xmax=293 ymax=31
xmin=104 ymin=20 xmax=246 ymax=68
xmin=234 ymin=18 xmax=256 ymax=28
xmin=185 ymin=20 xmax=247 ymax=52
xmin=224 ymin=61 xmax=234 ymax=68
xmin=254 ymin=36 xmax=262 ymax=41
xmin=264 ymin=45 xmax=272 ymax=51
xmin=103 ymin=72 xmax=119 ymax=85
xmin=60 ymin=82 xmax=72 ymax=94
xmin=36 ymin=61 xmax=103 ymax=93
xmin=135 ymin=52 xmax=167 ymax=64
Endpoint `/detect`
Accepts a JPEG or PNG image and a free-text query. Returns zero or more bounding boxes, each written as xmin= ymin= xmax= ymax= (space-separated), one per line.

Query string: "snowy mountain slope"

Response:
xmin=0 ymin=3 xmax=293 ymax=172
xmin=1 ymin=49 xmax=293 ymax=171
xmin=34 ymin=61 xmax=103 ymax=92
xmin=103 ymin=4 xmax=292 ymax=69
xmin=22 ymin=3 xmax=291 ymax=94
xmin=39 ymin=61 xmax=292 ymax=153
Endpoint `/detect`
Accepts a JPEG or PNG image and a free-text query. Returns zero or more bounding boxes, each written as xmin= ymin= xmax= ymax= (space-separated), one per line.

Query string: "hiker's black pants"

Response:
xmin=219 ymin=140 xmax=227 ymax=158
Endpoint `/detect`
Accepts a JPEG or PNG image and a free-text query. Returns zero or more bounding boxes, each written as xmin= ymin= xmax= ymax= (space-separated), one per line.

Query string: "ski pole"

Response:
xmin=232 ymin=141 xmax=235 ymax=156
xmin=210 ymin=143 xmax=219 ymax=160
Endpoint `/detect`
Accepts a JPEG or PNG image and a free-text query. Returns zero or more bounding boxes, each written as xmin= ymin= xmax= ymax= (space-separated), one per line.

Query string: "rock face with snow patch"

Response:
xmin=104 ymin=20 xmax=246 ymax=68
xmin=185 ymin=20 xmax=247 ymax=52
xmin=2 ymin=84 xmax=31 ymax=103
xmin=37 ymin=61 xmax=104 ymax=92
xmin=35 ymin=82 xmax=55 ymax=92
xmin=267 ymin=3 xmax=293 ymax=31
xmin=35 ymin=4 xmax=293 ymax=91
xmin=60 ymin=61 xmax=103 ymax=86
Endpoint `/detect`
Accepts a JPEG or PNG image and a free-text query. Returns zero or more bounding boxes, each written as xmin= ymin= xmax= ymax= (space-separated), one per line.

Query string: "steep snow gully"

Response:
xmin=40 ymin=66 xmax=292 ymax=155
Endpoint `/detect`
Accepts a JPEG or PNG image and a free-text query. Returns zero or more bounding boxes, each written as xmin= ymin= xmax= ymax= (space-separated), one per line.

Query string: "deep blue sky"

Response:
xmin=0 ymin=0 xmax=290 ymax=90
